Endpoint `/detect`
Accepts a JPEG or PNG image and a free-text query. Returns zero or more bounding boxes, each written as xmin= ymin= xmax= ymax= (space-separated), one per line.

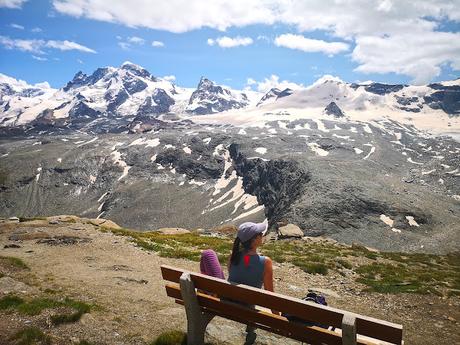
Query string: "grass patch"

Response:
xmin=50 ymin=299 xmax=91 ymax=325
xmin=336 ymin=259 xmax=352 ymax=269
xmin=11 ymin=327 xmax=51 ymax=345
xmin=291 ymin=259 xmax=329 ymax=275
xmin=101 ymin=227 xmax=233 ymax=264
xmin=0 ymin=256 xmax=29 ymax=270
xmin=151 ymin=330 xmax=187 ymax=345
xmin=0 ymin=295 xmax=92 ymax=322
xmin=98 ymin=227 xmax=460 ymax=296
xmin=0 ymin=295 xmax=24 ymax=310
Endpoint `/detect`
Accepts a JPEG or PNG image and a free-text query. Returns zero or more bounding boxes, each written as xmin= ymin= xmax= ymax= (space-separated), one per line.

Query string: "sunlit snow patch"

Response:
xmin=405 ymin=216 xmax=419 ymax=227
xmin=308 ymin=143 xmax=329 ymax=156
xmin=380 ymin=214 xmax=394 ymax=227
xmin=255 ymin=147 xmax=267 ymax=155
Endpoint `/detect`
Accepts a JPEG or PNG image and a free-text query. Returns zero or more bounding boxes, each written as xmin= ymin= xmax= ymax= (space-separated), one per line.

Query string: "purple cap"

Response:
xmin=237 ymin=221 xmax=268 ymax=243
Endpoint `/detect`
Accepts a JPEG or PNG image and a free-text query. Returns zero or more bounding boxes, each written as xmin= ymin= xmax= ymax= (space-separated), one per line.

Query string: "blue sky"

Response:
xmin=0 ymin=0 xmax=459 ymax=91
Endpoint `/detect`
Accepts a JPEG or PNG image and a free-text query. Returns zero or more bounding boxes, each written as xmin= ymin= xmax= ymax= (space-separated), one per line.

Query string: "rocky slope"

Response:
xmin=0 ymin=114 xmax=459 ymax=254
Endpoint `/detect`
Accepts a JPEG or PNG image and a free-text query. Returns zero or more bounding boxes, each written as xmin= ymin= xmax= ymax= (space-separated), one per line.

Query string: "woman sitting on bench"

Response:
xmin=227 ymin=221 xmax=278 ymax=345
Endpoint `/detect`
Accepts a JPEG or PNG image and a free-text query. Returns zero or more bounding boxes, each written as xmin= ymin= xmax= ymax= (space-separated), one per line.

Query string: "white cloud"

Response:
xmin=52 ymin=0 xmax=276 ymax=33
xmin=0 ymin=0 xmax=27 ymax=8
xmin=77 ymin=58 xmax=83 ymax=64
xmin=0 ymin=35 xmax=96 ymax=54
xmin=51 ymin=0 xmax=460 ymax=83
xmin=162 ymin=75 xmax=175 ymax=82
xmin=207 ymin=36 xmax=253 ymax=48
xmin=247 ymin=75 xmax=304 ymax=93
xmin=118 ymin=41 xmax=130 ymax=50
xmin=352 ymin=32 xmax=460 ymax=85
xmin=274 ymin=34 xmax=349 ymax=56
xmin=32 ymin=55 xmax=47 ymax=61
xmin=10 ymin=23 xmax=24 ymax=30
xmin=31 ymin=27 xmax=42 ymax=33
xmin=45 ymin=40 xmax=96 ymax=53
xmin=117 ymin=36 xmax=145 ymax=50
xmin=152 ymin=40 xmax=164 ymax=47
xmin=128 ymin=36 xmax=145 ymax=44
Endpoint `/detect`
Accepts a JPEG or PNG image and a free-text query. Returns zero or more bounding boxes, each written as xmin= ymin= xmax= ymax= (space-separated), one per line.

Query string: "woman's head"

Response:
xmin=230 ymin=221 xmax=267 ymax=265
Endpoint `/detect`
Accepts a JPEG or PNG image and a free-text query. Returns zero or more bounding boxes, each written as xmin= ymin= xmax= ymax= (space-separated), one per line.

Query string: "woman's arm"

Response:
xmin=263 ymin=257 xmax=274 ymax=292
xmin=263 ymin=257 xmax=280 ymax=315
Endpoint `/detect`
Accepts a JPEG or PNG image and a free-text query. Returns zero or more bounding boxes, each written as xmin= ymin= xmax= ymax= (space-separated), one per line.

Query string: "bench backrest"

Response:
xmin=161 ymin=265 xmax=403 ymax=345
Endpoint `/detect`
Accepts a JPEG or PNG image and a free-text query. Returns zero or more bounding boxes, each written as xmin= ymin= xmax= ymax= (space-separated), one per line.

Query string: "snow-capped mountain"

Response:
xmin=186 ymin=77 xmax=250 ymax=115
xmin=257 ymin=75 xmax=460 ymax=117
xmin=0 ymin=65 xmax=459 ymax=135
xmin=0 ymin=73 xmax=56 ymax=126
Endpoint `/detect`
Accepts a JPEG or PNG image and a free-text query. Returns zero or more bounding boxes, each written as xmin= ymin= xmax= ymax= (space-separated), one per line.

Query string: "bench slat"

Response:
xmin=166 ymin=284 xmax=377 ymax=345
xmin=161 ymin=265 xmax=402 ymax=344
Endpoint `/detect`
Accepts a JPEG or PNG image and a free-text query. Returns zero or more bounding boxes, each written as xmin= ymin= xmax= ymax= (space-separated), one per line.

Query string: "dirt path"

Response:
xmin=0 ymin=218 xmax=458 ymax=345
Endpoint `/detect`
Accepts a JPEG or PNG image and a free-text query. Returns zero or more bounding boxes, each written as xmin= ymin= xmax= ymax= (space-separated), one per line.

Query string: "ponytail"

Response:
xmin=230 ymin=237 xmax=241 ymax=266
xmin=230 ymin=234 xmax=260 ymax=266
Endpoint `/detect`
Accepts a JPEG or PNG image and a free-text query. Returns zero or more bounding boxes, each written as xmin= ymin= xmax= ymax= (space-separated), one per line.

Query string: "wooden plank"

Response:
xmin=161 ymin=265 xmax=402 ymax=344
xmin=166 ymin=284 xmax=348 ymax=345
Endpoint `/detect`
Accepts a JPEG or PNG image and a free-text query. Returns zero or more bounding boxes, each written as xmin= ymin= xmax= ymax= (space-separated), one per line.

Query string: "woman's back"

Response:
xmin=228 ymin=253 xmax=265 ymax=288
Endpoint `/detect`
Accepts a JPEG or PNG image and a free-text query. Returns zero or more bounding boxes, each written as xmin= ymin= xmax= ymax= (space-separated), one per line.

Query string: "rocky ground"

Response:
xmin=0 ymin=217 xmax=459 ymax=345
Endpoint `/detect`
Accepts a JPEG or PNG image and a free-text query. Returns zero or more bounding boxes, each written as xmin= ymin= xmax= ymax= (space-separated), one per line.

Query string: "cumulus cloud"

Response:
xmin=352 ymin=32 xmax=460 ymax=85
xmin=207 ymin=36 xmax=253 ymax=48
xmin=51 ymin=0 xmax=460 ymax=83
xmin=10 ymin=23 xmax=24 ymax=30
xmin=247 ymin=75 xmax=304 ymax=93
xmin=152 ymin=40 xmax=164 ymax=47
xmin=274 ymin=34 xmax=349 ymax=56
xmin=0 ymin=35 xmax=97 ymax=54
xmin=0 ymin=0 xmax=27 ymax=8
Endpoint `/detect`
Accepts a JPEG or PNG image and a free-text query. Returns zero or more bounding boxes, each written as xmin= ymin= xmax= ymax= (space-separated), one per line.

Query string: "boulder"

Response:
xmin=87 ymin=218 xmax=122 ymax=230
xmin=156 ymin=227 xmax=190 ymax=235
xmin=278 ymin=224 xmax=304 ymax=238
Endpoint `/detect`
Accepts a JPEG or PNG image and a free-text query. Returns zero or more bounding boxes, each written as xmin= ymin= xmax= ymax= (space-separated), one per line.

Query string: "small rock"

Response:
xmin=49 ymin=219 xmax=59 ymax=225
xmin=278 ymin=224 xmax=303 ymax=238
xmin=8 ymin=217 xmax=19 ymax=223
xmin=447 ymin=316 xmax=456 ymax=322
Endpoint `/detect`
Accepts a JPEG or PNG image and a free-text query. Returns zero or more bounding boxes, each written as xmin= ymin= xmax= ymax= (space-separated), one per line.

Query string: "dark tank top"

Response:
xmin=228 ymin=252 xmax=265 ymax=288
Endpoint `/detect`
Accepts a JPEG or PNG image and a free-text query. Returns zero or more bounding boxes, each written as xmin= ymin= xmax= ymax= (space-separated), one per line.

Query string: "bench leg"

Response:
xmin=180 ymin=272 xmax=215 ymax=345
xmin=342 ymin=313 xmax=357 ymax=345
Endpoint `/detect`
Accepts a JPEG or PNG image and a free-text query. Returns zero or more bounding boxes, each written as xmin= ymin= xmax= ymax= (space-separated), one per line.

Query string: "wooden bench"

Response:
xmin=161 ymin=265 xmax=403 ymax=345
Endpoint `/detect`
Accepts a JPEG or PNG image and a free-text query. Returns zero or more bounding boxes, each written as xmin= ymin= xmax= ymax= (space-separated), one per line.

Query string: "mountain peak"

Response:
xmin=310 ymin=75 xmax=345 ymax=88
xmin=198 ymin=77 xmax=214 ymax=88
xmin=120 ymin=61 xmax=152 ymax=79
